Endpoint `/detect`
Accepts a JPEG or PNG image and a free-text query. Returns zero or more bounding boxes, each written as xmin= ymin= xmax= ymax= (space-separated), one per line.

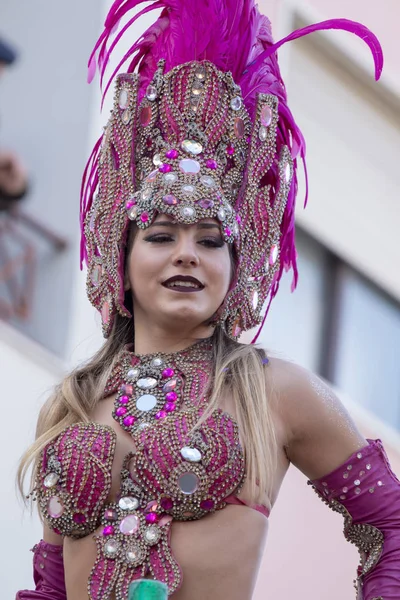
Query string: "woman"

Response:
xmin=17 ymin=1 xmax=399 ymax=599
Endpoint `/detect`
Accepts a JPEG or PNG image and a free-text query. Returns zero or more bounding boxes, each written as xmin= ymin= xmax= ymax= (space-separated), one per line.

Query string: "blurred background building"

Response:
xmin=1 ymin=0 xmax=399 ymax=598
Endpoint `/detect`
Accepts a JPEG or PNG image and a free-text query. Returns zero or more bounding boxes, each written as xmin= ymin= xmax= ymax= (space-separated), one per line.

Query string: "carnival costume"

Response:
xmin=17 ymin=1 xmax=400 ymax=599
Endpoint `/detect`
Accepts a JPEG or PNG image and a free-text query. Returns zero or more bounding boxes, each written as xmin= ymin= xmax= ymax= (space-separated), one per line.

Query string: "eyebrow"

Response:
xmin=149 ymin=220 xmax=221 ymax=230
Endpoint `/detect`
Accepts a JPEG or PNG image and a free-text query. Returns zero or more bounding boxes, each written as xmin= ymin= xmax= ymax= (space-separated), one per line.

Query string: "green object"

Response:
xmin=128 ymin=579 xmax=168 ymax=600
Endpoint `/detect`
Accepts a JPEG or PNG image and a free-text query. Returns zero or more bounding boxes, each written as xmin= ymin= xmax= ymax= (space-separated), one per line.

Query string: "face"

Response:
xmin=126 ymin=214 xmax=232 ymax=332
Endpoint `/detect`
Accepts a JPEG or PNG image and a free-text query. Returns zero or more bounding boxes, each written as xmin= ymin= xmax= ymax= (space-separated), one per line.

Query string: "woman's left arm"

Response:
xmin=273 ymin=359 xmax=400 ymax=600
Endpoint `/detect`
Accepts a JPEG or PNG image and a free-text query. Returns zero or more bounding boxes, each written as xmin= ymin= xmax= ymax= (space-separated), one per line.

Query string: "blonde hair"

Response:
xmin=18 ymin=316 xmax=277 ymax=506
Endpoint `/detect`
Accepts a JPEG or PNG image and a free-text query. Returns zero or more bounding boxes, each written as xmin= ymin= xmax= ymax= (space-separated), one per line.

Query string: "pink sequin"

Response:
xmin=164 ymin=402 xmax=176 ymax=412
xmin=102 ymin=525 xmax=115 ymax=536
xmin=159 ymin=163 xmax=172 ymax=173
xmin=145 ymin=512 xmax=159 ymax=523
xmin=115 ymin=406 xmax=127 ymax=417
xmin=123 ymin=415 xmax=136 ymax=427
xmin=119 ymin=395 xmax=130 ymax=405
xmin=155 ymin=410 xmax=167 ymax=420
xmin=165 ymin=391 xmax=177 ymax=402
xmin=206 ymin=159 xmax=218 ymax=169
xmin=165 ymin=149 xmax=178 ymax=159
xmin=140 ymin=212 xmax=149 ymax=223
xmin=162 ymin=368 xmax=175 ymax=379
xmin=227 ymin=146 xmax=235 ymax=155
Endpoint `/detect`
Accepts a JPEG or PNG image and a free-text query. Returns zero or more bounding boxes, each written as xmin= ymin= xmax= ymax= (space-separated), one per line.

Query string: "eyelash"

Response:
xmin=144 ymin=234 xmax=224 ymax=248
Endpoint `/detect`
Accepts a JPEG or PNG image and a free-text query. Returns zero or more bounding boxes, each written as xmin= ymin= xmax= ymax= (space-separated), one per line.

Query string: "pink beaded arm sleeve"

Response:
xmin=16 ymin=540 xmax=66 ymax=600
xmin=309 ymin=439 xmax=400 ymax=600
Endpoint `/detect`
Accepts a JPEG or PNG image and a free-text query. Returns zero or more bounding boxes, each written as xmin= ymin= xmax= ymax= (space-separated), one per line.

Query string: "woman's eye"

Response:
xmin=144 ymin=234 xmax=173 ymax=243
xmin=199 ymin=238 xmax=225 ymax=248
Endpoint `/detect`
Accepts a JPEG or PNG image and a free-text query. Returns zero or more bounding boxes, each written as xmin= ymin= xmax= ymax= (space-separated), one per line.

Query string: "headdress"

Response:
xmin=80 ymin=0 xmax=383 ymax=340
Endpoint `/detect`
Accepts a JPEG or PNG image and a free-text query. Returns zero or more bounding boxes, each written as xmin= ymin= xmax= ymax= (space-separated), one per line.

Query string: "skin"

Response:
xmin=44 ymin=214 xmax=367 ymax=599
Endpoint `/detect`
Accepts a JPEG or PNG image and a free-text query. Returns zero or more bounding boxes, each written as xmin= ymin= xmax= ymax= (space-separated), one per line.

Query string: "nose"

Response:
xmin=172 ymin=236 xmax=200 ymax=268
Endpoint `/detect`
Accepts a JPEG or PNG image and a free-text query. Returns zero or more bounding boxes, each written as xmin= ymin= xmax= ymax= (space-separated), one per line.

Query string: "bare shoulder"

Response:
xmin=265 ymin=356 xmax=367 ymax=480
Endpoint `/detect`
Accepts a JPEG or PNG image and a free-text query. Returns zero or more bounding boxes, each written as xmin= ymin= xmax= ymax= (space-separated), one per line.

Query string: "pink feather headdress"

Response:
xmin=80 ymin=0 xmax=383 ymax=340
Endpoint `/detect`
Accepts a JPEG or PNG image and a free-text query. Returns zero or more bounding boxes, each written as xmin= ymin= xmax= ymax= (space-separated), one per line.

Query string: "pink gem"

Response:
xmin=236 ymin=215 xmax=242 ymax=224
xmin=119 ymin=515 xmax=139 ymax=535
xmin=48 ymin=496 xmax=64 ymax=519
xmin=165 ymin=149 xmax=179 ymax=159
xmin=269 ymin=244 xmax=278 ymax=265
xmin=164 ymin=402 xmax=176 ymax=412
xmin=160 ymin=497 xmax=173 ymax=510
xmin=261 ymin=105 xmax=273 ymax=127
xmin=101 ymin=301 xmax=110 ymax=325
xmin=162 ymin=379 xmax=177 ymax=393
xmin=140 ymin=106 xmax=152 ymax=127
xmin=123 ymin=415 xmax=136 ymax=427
xmin=73 ymin=512 xmax=86 ymax=524
xmin=163 ymin=194 xmax=178 ymax=206
xmin=227 ymin=146 xmax=235 ymax=155
xmin=116 ymin=406 xmax=127 ymax=417
xmin=155 ymin=410 xmax=167 ymax=420
xmin=179 ymin=159 xmax=200 ymax=174
xmin=53 ymin=528 xmax=61 ymax=535
xmin=162 ymin=368 xmax=175 ymax=379
xmin=104 ymin=508 xmax=118 ymax=521
xmin=197 ymin=199 xmax=214 ymax=209
xmin=120 ymin=383 xmax=133 ymax=395
xmin=200 ymin=499 xmax=215 ymax=511
xmin=119 ymin=395 xmax=130 ymax=405
xmin=140 ymin=212 xmax=149 ymax=223
xmin=159 ymin=163 xmax=172 ymax=173
xmin=206 ymin=159 xmax=218 ymax=170
xmin=234 ymin=117 xmax=245 ymax=139
xmin=102 ymin=525 xmax=115 ymax=536
xmin=224 ymin=227 xmax=232 ymax=237
xmin=165 ymin=391 xmax=177 ymax=402
xmin=125 ymin=199 xmax=135 ymax=210
xmin=145 ymin=512 xmax=158 ymax=524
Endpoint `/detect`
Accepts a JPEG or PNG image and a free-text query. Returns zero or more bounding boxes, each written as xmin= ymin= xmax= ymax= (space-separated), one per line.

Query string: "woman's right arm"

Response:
xmin=16 ymin=525 xmax=66 ymax=600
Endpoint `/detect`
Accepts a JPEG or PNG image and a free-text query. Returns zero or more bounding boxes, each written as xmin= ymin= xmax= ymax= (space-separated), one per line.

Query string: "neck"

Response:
xmin=133 ymin=319 xmax=215 ymax=355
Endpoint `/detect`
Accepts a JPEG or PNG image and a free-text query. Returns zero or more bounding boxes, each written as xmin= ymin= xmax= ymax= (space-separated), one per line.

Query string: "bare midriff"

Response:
xmin=63 ymin=504 xmax=269 ymax=600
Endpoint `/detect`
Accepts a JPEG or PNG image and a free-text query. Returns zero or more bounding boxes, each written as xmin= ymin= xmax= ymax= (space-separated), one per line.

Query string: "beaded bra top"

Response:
xmin=34 ymin=340 xmax=246 ymax=598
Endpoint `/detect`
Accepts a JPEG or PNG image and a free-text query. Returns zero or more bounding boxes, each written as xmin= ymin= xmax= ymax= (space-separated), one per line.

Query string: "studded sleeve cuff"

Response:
xmin=308 ymin=439 xmax=400 ymax=600
xmin=16 ymin=540 xmax=66 ymax=600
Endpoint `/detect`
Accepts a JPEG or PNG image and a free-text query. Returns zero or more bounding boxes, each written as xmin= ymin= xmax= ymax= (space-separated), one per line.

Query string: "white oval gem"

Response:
xmin=127 ymin=368 xmax=140 ymax=380
xmin=180 ymin=206 xmax=196 ymax=219
xmin=259 ymin=126 xmax=267 ymax=141
xmin=136 ymin=394 xmax=158 ymax=412
xmin=48 ymin=496 xmax=64 ymax=519
xmin=104 ymin=538 xmax=120 ymax=558
xmin=182 ymin=185 xmax=195 ymax=194
xmin=137 ymin=377 xmax=158 ymax=390
xmin=119 ymin=496 xmax=140 ymax=511
xmin=128 ymin=206 xmax=138 ymax=220
xmin=163 ymin=172 xmax=178 ymax=184
xmin=151 ymin=357 xmax=164 ymax=368
xmin=180 ymin=447 xmax=202 ymax=462
xmin=284 ymin=162 xmax=291 ymax=183
xmin=178 ymin=472 xmax=199 ymax=495
xmin=231 ymin=96 xmax=242 ymax=111
xmin=119 ymin=89 xmax=129 ymax=109
xmin=119 ymin=514 xmax=140 ymax=535
xmin=252 ymin=290 xmax=259 ymax=311
xmin=217 ymin=208 xmax=226 ymax=221
xmin=146 ymin=85 xmax=157 ymax=101
xmin=179 ymin=159 xmax=200 ymax=174
xmin=144 ymin=525 xmax=161 ymax=545
xmin=269 ymin=244 xmax=278 ymax=265
xmin=153 ymin=154 xmax=162 ymax=166
xmin=181 ymin=140 xmax=203 ymax=155
xmin=44 ymin=473 xmax=59 ymax=488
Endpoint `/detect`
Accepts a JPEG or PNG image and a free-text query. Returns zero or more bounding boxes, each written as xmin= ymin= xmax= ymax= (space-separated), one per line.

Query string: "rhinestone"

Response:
xmin=146 ymin=85 xmax=157 ymax=101
xmin=140 ymin=106 xmax=152 ymax=127
xmin=136 ymin=394 xmax=157 ymax=412
xmin=359 ymin=470 xmax=365 ymax=476
xmin=44 ymin=473 xmax=59 ymax=488
xmin=48 ymin=496 xmax=64 ymax=519
xmin=343 ymin=472 xmax=349 ymax=479
xmin=357 ymin=452 xmax=363 ymax=459
xmin=128 ymin=206 xmax=138 ymax=220
xmin=355 ymin=487 xmax=361 ymax=495
xmin=234 ymin=117 xmax=245 ymax=139
xmin=144 ymin=525 xmax=161 ymax=545
xmin=121 ymin=109 xmax=131 ymax=125
xmin=347 ymin=465 xmax=353 ymax=470
xmin=162 ymin=380 xmax=177 ymax=393
xmin=181 ymin=140 xmax=203 ymax=155
xmin=101 ymin=301 xmax=110 ymax=325
xmin=200 ymin=499 xmax=215 ymax=511
xmin=342 ymin=487 xmax=348 ymax=493
xmin=141 ymin=188 xmax=152 ymax=201
xmin=252 ymin=290 xmax=259 ymax=310
xmin=224 ymin=203 xmax=233 ymax=215
xmin=192 ymin=81 xmax=204 ymax=95
xmin=369 ymin=488 xmax=375 ymax=493
xmin=126 ymin=545 xmax=144 ymax=564
xmin=104 ymin=508 xmax=118 ymax=521
xmin=127 ymin=368 xmax=140 ymax=380
xmin=195 ymin=66 xmax=206 ymax=80
xmin=138 ymin=422 xmax=151 ymax=431
xmin=163 ymin=194 xmax=178 ymax=206
xmin=269 ymin=244 xmax=278 ymax=265
xmin=284 ymin=162 xmax=291 ymax=183
xmin=179 ymin=159 xmax=200 ymax=174
xmin=146 ymin=169 xmax=158 ymax=183
xmin=164 ymin=172 xmax=178 ymax=184
xmin=137 ymin=377 xmax=158 ymax=390
xmin=366 ymin=464 xmax=371 ymax=470
xmin=377 ymin=480 xmax=383 ymax=486
xmin=217 ymin=208 xmax=226 ymax=221
xmin=178 ymin=472 xmax=199 ymax=495
xmin=119 ymin=515 xmax=140 ymax=535
xmin=119 ymin=89 xmax=129 ymax=109
xmin=180 ymin=205 xmax=196 ymax=219
xmin=197 ymin=199 xmax=214 ymax=209
xmin=104 ymin=538 xmax=119 ymax=558
xmin=259 ymin=126 xmax=268 ymax=141
xmin=232 ymin=222 xmax=239 ymax=235
xmin=91 ymin=264 xmax=102 ymax=287
xmin=230 ymin=96 xmax=242 ymax=111
xmin=119 ymin=496 xmax=140 ymax=511
xmin=200 ymin=175 xmax=215 ymax=187
xmin=182 ymin=184 xmax=195 ymax=194
xmin=153 ymin=154 xmax=162 ymax=166
xmin=151 ymin=357 xmax=164 ymax=368
xmin=354 ymin=479 xmax=361 ymax=485
xmin=261 ymin=105 xmax=273 ymax=127
xmin=180 ymin=447 xmax=202 ymax=462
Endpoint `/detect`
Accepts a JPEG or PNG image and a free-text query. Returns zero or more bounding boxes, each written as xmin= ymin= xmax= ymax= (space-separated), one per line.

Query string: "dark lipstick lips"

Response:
xmin=162 ymin=275 xmax=204 ymax=289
